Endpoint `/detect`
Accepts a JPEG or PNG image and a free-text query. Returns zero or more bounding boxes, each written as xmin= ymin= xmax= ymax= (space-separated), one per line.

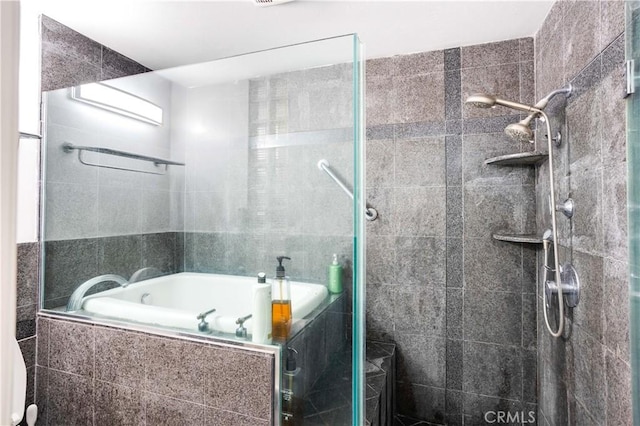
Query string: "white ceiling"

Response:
xmin=31 ymin=0 xmax=553 ymax=70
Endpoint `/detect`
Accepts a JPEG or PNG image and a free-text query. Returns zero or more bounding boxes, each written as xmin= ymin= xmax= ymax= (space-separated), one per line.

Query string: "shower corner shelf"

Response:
xmin=484 ymin=151 xmax=548 ymax=166
xmin=492 ymin=233 xmax=543 ymax=244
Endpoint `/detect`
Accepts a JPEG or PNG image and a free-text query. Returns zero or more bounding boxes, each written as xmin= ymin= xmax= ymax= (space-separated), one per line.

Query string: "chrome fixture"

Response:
xmin=317 ymin=159 xmax=378 ymax=221
xmin=236 ymin=314 xmax=253 ymax=338
xmin=62 ymin=142 xmax=185 ymax=175
xmin=466 ymin=85 xmax=578 ymax=338
xmin=66 ymin=274 xmax=129 ymax=311
xmin=197 ymin=308 xmax=217 ymax=332
xmin=556 ymin=198 xmax=575 ymax=219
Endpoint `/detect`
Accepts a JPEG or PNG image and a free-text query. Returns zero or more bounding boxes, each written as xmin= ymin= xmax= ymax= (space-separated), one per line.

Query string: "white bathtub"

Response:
xmin=80 ymin=272 xmax=328 ymax=334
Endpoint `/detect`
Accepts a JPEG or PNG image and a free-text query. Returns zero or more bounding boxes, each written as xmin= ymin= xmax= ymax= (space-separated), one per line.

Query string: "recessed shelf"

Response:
xmin=493 ymin=233 xmax=544 ymax=244
xmin=484 ymin=152 xmax=548 ymax=166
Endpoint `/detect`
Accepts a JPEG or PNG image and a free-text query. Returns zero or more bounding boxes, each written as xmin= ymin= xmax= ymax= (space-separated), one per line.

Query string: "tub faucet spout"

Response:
xmin=66 ymin=274 xmax=129 ymax=311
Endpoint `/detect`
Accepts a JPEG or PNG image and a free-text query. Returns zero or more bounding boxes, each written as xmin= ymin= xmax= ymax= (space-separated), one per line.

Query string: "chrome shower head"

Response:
xmin=505 ymin=121 xmax=534 ymax=143
xmin=465 ymin=94 xmax=497 ymax=109
xmin=465 ymin=94 xmax=539 ymax=113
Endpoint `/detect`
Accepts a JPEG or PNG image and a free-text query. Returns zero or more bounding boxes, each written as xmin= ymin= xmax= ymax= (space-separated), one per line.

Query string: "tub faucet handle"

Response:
xmin=236 ymin=314 xmax=253 ymax=339
xmin=197 ymin=308 xmax=216 ymax=332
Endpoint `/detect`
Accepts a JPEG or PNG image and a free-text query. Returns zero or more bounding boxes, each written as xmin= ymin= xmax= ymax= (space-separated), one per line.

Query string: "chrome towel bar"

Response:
xmin=62 ymin=142 xmax=185 ymax=175
xmin=317 ymin=159 xmax=378 ymax=221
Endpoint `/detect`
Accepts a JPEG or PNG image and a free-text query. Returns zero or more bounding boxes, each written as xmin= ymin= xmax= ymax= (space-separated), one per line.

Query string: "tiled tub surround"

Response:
xmin=535 ymin=2 xmax=631 ymax=425
xmin=365 ymin=40 xmax=537 ymax=423
xmin=35 ymin=315 xmax=275 ymax=425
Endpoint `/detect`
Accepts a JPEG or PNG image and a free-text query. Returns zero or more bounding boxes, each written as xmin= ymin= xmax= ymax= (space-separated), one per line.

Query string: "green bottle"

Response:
xmin=328 ymin=253 xmax=343 ymax=294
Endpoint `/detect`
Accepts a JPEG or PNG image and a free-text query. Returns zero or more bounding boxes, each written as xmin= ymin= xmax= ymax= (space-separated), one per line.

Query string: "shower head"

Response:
xmin=465 ymin=94 xmax=539 ymax=114
xmin=505 ymin=121 xmax=534 ymax=143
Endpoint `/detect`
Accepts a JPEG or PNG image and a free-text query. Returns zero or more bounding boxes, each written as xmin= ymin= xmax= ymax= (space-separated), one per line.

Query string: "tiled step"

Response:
xmin=365 ymin=341 xmax=396 ymax=426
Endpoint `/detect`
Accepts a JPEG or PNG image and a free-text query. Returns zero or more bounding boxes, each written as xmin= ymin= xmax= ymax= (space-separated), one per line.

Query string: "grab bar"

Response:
xmin=317 ymin=159 xmax=378 ymax=221
xmin=62 ymin=142 xmax=185 ymax=175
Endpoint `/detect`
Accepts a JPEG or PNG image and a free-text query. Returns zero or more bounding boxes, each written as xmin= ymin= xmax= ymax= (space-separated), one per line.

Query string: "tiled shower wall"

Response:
xmin=365 ymin=39 xmax=538 ymax=424
xmin=535 ymin=1 xmax=631 ymax=425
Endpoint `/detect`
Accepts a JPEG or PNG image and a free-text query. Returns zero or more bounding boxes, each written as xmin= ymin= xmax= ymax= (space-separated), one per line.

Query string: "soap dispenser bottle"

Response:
xmin=282 ymin=347 xmax=303 ymax=425
xmin=272 ymin=256 xmax=292 ymax=340
xmin=328 ymin=253 xmax=343 ymax=294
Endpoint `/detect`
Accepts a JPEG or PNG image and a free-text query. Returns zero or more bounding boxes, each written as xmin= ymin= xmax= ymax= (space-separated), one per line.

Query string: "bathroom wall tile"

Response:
xmin=462 ymin=341 xmax=522 ymax=400
xmin=17 ymin=242 xmax=39 ymax=308
xmin=604 ymin=258 xmax=630 ymax=361
xmin=393 ymin=286 xmax=445 ymax=336
xmin=444 ymin=48 xmax=460 ymax=71
xmin=36 ymin=318 xmax=50 ymax=368
xmin=522 ymin=245 xmax=537 ymax=295
xmin=47 ymin=369 xmax=94 ymax=426
xmin=393 ymin=187 xmax=446 ymax=237
xmin=520 ymin=61 xmax=535 ymax=107
xmin=395 ymin=333 xmax=445 ymax=388
xmin=394 ymin=50 xmax=444 ymax=76
xmin=49 ymin=319 xmax=94 ymax=378
xmin=572 ymin=250 xmax=604 ymax=343
xmin=463 ymin=289 xmax=522 ymax=346
xmin=395 ymin=237 xmax=446 ymax=287
xmin=366 ymin=124 xmax=395 ymax=141
xmin=463 ymin=237 xmax=523 ymax=292
xmin=571 ymin=171 xmax=604 ymax=256
xmin=606 ymin=350 xmax=632 ymax=426
xmin=462 ymin=114 xmax=522 ymax=135
xmin=567 ymin=87 xmax=602 ymax=175
xmin=461 ymin=63 xmax=521 ymax=119
xmin=366 ymin=283 xmax=395 ymax=341
xmin=16 ymin=305 xmax=36 ymax=341
xmin=98 ymin=235 xmax=142 ymax=278
xmin=145 ymin=336 xmax=207 ymax=403
xmin=519 ymin=38 xmax=534 ymax=62
xmin=394 ymin=73 xmax=445 ymax=123
xmin=395 ymin=137 xmax=446 ymax=187
xmin=366 ymin=188 xmax=394 ymax=236
xmin=101 ymin=47 xmax=148 ymax=80
xmin=145 ymin=392 xmax=205 ymax=425
xmin=205 ymin=348 xmax=273 ymax=419
xmin=601 ymin=33 xmax=625 ymax=78
xmin=568 ymin=52 xmax=602 ymax=102
xmin=446 ymin=289 xmax=463 ymax=341
xmin=141 ymin=189 xmax=172 ymax=234
xmin=603 ymin=162 xmax=628 ymax=263
xmin=445 ymin=70 xmax=462 ymax=120
xmin=522 ymin=294 xmax=537 ymax=350
xmin=601 ymin=1 xmax=625 ymax=52
xmin=396 ymin=382 xmax=445 ymax=423
xmin=463 ymin=185 xmax=526 ymax=237
xmin=445 ymin=238 xmax=463 ymax=288
xmin=303 ymin=235 xmax=352 ymax=284
xmin=601 ymin=70 xmax=626 ymax=167
xmin=563 ymin=0 xmax=601 ymax=81
xmin=571 ymin=325 xmax=606 ymax=424
xmin=304 ymin=315 xmax=327 ymax=390
xmin=302 ymin=186 xmax=352 ymax=236
xmin=19 ymin=337 xmax=36 ymax=371
xmin=41 ymin=49 xmax=102 ymax=92
xmin=461 ymin=39 xmax=520 ymax=69
xmin=445 ymin=135 xmax=462 ymax=186
xmin=41 ymin=15 xmax=102 ymax=64
xmin=205 ymin=407 xmax=268 ymax=426
xmin=522 ymin=349 xmax=537 ymax=404
xmin=462 ymin=133 xmax=525 ymax=187
xmin=536 ymin=24 xmax=564 ymax=102
xmin=446 ymin=339 xmax=463 ymax=390
xmin=446 ymin=119 xmax=462 ymax=135
xmin=142 ymin=232 xmax=177 ymax=274
xmin=95 ymin=381 xmax=145 ymax=426
xmin=536 ymin=1 xmax=563 ymax=53
xmin=366 ymin=139 xmax=395 ymax=188
xmin=366 ymin=76 xmax=395 ymax=126
xmin=45 ymin=182 xmax=98 ymax=241
xmin=394 ymin=120 xmax=446 ymax=139
xmin=44 ymin=238 xmax=99 ymax=304
xmin=462 ymin=392 xmax=522 ymax=424
xmin=95 ymin=326 xmax=145 ymax=389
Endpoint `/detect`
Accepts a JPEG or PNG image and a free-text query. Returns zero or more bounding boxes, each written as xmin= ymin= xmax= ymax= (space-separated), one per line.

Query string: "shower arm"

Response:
xmin=539 ymin=110 xmax=565 ymax=338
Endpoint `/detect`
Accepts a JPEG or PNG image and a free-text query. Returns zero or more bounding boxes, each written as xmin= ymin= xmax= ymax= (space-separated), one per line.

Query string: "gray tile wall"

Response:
xmin=35 ymin=316 xmax=274 ymax=425
xmin=365 ymin=39 xmax=538 ymax=424
xmin=535 ymin=2 xmax=630 ymax=425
